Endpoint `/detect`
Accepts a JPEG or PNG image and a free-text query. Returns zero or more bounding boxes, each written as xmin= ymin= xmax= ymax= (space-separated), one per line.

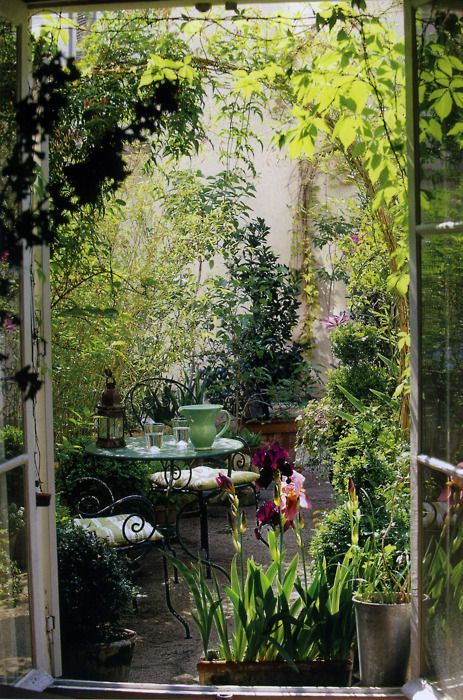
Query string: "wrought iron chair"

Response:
xmin=124 ymin=377 xmax=258 ymax=576
xmin=65 ymin=476 xmax=190 ymax=637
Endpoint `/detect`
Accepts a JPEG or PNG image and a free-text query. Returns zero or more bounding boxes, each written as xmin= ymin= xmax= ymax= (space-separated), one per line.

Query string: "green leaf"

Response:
xmin=139 ymin=72 xmax=155 ymax=88
xmin=333 ymin=116 xmax=357 ymax=150
xmin=349 ymin=80 xmax=369 ymax=113
xmin=433 ymin=90 xmax=453 ymax=119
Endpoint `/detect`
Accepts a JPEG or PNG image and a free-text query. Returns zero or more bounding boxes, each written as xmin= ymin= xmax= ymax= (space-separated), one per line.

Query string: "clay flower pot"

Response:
xmin=197 ymin=657 xmax=353 ymax=686
xmin=61 ymin=628 xmax=137 ymax=682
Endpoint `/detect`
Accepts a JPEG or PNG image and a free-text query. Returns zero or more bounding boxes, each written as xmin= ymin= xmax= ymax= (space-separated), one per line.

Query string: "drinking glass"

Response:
xmin=144 ymin=421 xmax=164 ymax=450
xmin=172 ymin=418 xmax=190 ymax=446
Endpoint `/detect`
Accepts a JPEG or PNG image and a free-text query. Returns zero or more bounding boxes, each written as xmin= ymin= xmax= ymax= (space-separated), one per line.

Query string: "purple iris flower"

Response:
xmin=255 ymin=501 xmax=280 ymax=539
xmin=252 ymin=442 xmax=293 ymax=488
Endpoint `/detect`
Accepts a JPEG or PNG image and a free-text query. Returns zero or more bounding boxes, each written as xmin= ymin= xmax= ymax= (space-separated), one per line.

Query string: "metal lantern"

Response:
xmin=96 ymin=369 xmax=126 ymax=449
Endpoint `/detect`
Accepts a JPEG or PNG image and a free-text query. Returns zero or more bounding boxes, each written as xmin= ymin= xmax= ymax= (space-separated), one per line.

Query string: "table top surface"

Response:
xmin=85 ymin=436 xmax=244 ymax=461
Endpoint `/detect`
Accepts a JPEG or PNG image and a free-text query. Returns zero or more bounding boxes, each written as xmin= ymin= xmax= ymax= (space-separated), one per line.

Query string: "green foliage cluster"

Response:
xmin=329 ymin=322 xmax=382 ymax=366
xmin=55 ymin=437 xmax=152 ymax=500
xmin=51 ymin=164 xmax=255 ymax=437
xmin=57 ymin=522 xmax=134 ymax=643
xmin=309 ymin=397 xmax=410 ymax=573
xmin=0 ymin=425 xmax=23 ymax=460
xmin=326 ymin=322 xmax=393 ymax=405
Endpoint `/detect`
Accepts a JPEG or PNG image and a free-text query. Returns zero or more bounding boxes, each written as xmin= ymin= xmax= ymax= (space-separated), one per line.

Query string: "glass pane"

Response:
xmin=416 ymin=5 xmax=463 ymax=224
xmin=0 ymin=466 xmax=32 ymax=684
xmin=420 ymin=234 xmax=463 ymax=463
xmin=0 ymin=18 xmax=23 ymax=464
xmin=422 ymin=464 xmax=463 ymax=699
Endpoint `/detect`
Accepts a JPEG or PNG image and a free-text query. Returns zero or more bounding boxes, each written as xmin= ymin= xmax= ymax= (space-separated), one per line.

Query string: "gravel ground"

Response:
xmin=122 ymin=473 xmax=335 ymax=684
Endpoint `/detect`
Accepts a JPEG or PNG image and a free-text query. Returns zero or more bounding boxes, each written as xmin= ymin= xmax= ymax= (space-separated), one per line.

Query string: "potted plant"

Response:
xmin=169 ymin=443 xmax=357 ymax=686
xmin=350 ymin=479 xmax=411 ymax=687
xmin=57 ymin=522 xmax=137 ymax=681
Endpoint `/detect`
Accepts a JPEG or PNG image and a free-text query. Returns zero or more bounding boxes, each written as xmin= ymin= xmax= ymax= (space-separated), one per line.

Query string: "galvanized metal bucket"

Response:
xmin=354 ymin=597 xmax=411 ymax=686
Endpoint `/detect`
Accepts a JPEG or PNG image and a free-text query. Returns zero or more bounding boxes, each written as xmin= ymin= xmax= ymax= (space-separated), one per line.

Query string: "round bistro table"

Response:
xmin=85 ymin=436 xmax=251 ymax=574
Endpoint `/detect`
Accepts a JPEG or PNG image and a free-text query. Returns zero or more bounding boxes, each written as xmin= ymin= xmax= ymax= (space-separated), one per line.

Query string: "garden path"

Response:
xmin=122 ymin=472 xmax=335 ymax=684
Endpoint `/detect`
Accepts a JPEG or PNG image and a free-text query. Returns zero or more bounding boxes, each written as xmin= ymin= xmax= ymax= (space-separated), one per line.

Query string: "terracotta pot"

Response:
xmin=197 ymin=657 xmax=353 ymax=686
xmin=245 ymin=420 xmax=298 ymax=460
xmin=61 ymin=628 xmax=137 ymax=682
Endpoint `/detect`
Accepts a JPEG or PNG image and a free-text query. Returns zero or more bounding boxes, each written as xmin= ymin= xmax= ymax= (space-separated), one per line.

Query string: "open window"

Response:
xmin=407 ymin=0 xmax=463 ymax=697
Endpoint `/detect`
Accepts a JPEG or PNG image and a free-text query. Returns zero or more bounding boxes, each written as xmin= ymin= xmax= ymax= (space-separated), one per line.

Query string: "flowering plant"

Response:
xmin=170 ymin=444 xmax=359 ymax=666
xmin=252 ymin=442 xmax=310 ymax=539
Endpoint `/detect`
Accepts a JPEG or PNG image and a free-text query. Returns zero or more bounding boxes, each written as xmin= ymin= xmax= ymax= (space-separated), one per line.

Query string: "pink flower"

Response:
xmin=0 ymin=251 xmax=9 ymax=264
xmin=281 ymin=471 xmax=311 ymax=525
xmin=321 ymin=311 xmax=350 ymax=331
xmin=3 ymin=318 xmax=17 ymax=333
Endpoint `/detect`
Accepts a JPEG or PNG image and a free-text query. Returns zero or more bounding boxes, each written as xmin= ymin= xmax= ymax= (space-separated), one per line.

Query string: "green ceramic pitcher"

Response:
xmin=178 ymin=404 xmax=231 ymax=450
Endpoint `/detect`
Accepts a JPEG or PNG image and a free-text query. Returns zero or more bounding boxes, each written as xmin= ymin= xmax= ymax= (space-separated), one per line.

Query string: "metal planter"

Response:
xmin=354 ymin=597 xmax=411 ymax=687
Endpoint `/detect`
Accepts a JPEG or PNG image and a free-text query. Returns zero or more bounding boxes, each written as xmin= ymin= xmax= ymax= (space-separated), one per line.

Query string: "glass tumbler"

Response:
xmin=144 ymin=421 xmax=164 ymax=450
xmin=172 ymin=418 xmax=190 ymax=446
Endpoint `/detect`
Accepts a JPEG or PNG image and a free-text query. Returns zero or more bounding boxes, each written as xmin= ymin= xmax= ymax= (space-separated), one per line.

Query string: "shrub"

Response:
xmin=326 ymin=364 xmax=392 ymax=405
xmin=325 ymin=321 xmax=394 ymax=407
xmin=330 ymin=407 xmax=409 ymax=502
xmin=203 ymin=217 xmax=313 ymax=419
xmin=55 ymin=437 xmax=152 ymax=499
xmin=329 ymin=321 xmax=384 ymax=366
xmin=309 ymin=492 xmax=409 ymax=577
xmin=331 ymin=430 xmax=396 ymax=506
xmin=57 ymin=523 xmax=134 ymax=643
xmin=309 ymin=504 xmax=353 ymax=569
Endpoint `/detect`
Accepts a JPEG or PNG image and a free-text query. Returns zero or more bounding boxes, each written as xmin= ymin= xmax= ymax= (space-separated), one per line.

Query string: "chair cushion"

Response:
xmin=74 ymin=514 xmax=163 ymax=546
xmin=150 ymin=466 xmax=258 ymax=491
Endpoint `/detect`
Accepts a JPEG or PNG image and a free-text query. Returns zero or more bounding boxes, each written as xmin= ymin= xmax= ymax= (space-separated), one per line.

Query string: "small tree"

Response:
xmin=204 ymin=217 xmax=313 ymax=419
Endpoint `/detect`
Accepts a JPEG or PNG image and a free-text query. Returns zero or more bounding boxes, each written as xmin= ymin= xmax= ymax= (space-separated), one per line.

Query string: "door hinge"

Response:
xmin=46 ymin=615 xmax=55 ymax=632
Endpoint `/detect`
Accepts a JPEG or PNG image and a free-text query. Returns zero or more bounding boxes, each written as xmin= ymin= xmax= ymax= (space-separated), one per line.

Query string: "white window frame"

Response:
xmin=0 ymin=2 xmax=62 ymax=684
xmin=1 ymin=0 xmax=455 ymax=696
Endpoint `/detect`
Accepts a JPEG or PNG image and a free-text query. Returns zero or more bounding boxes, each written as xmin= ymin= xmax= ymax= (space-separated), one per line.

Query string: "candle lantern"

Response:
xmin=96 ymin=369 xmax=126 ymax=449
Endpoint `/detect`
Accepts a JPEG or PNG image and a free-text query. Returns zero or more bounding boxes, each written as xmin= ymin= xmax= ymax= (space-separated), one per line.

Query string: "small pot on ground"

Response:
xmin=197 ymin=657 xmax=353 ymax=686
xmin=353 ymin=594 xmax=411 ymax=686
xmin=62 ymin=628 xmax=137 ymax=682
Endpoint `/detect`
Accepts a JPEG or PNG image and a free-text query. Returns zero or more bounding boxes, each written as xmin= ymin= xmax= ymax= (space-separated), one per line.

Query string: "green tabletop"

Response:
xmin=84 ymin=436 xmax=244 ymax=461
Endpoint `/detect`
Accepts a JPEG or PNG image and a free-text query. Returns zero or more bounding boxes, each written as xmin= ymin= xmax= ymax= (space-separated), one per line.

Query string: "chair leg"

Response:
xmin=198 ymin=494 xmax=211 ymax=578
xmin=162 ymin=550 xmax=191 ymax=639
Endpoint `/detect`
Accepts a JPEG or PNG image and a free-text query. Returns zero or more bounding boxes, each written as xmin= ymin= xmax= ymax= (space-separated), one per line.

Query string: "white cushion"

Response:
xmin=74 ymin=514 xmax=163 ymax=546
xmin=150 ymin=466 xmax=257 ymax=491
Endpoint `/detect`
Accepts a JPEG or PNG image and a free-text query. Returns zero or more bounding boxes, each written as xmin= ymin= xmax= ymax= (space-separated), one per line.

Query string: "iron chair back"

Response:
xmin=124 ymin=376 xmax=197 ymax=434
